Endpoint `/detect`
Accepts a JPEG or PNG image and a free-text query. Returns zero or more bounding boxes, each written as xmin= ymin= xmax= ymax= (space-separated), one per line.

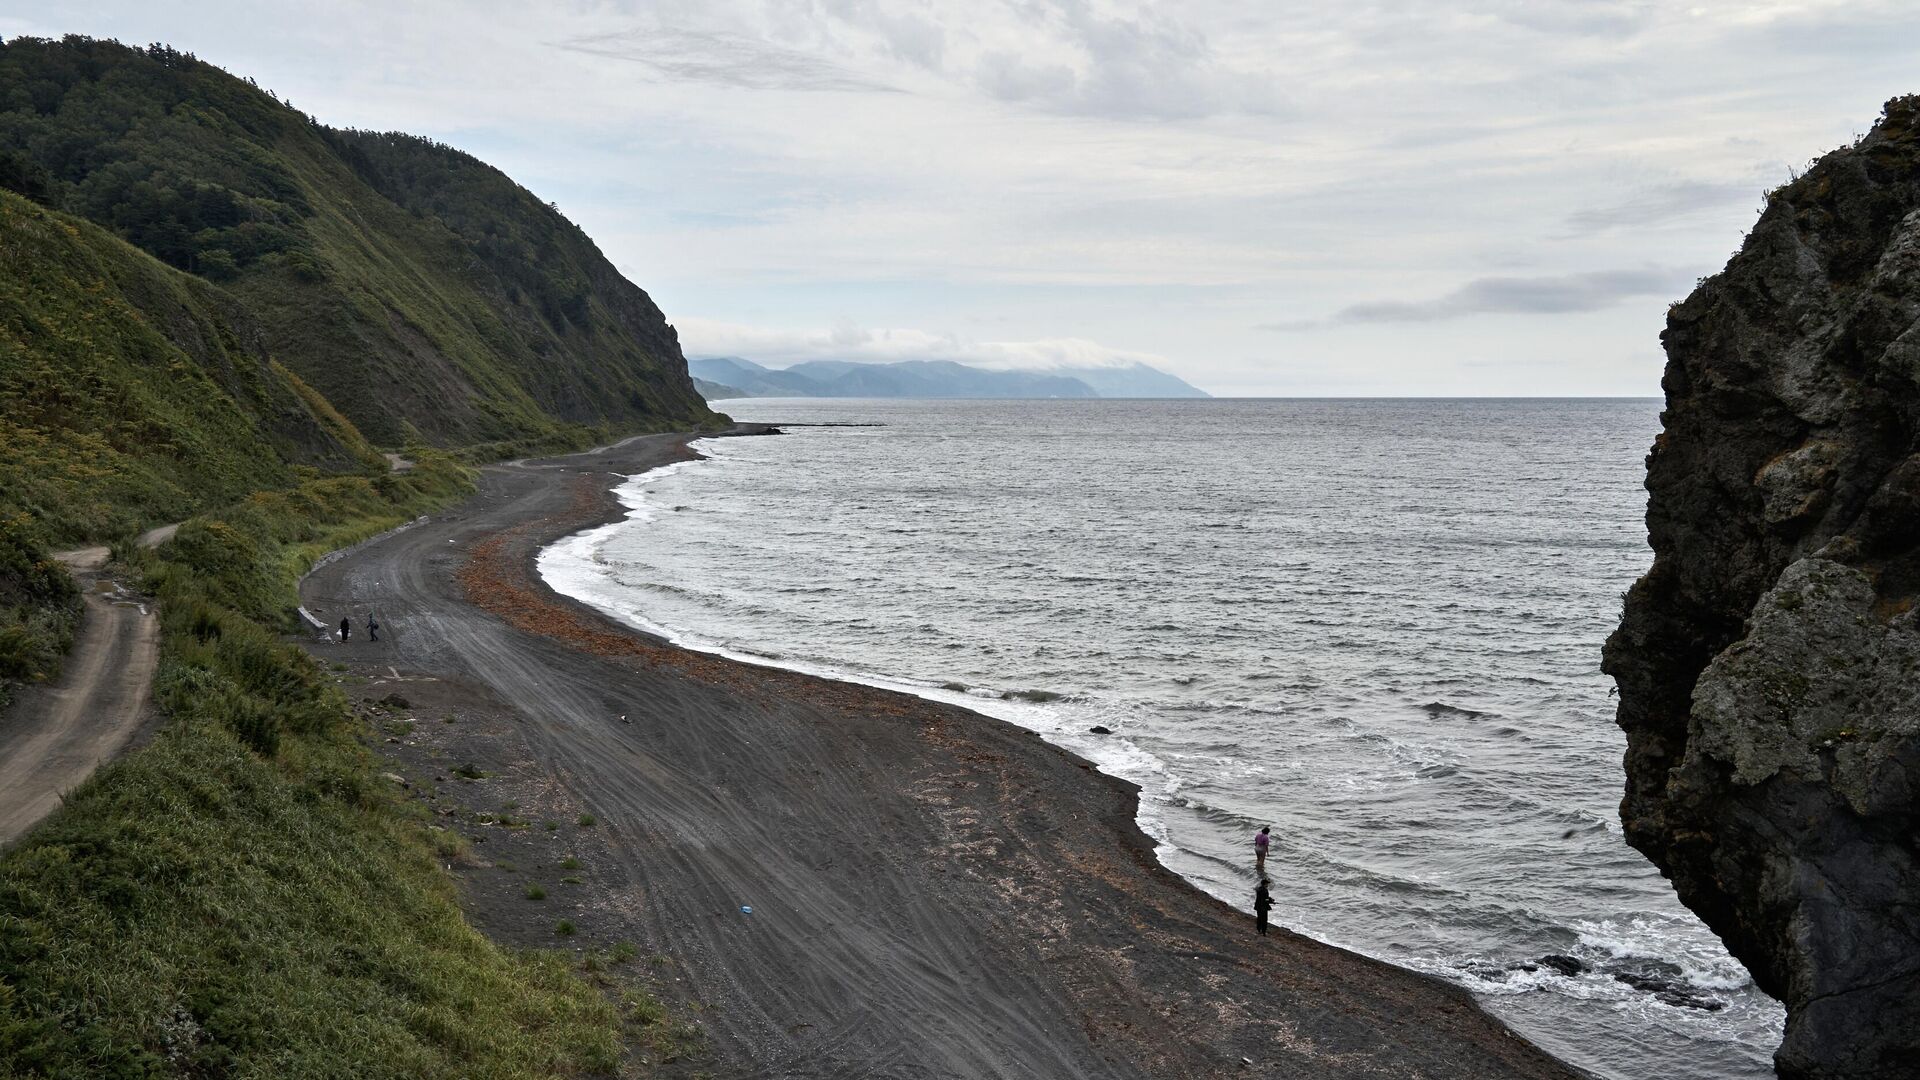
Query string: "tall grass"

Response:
xmin=0 ymin=513 xmax=79 ymax=705
xmin=0 ymin=455 xmax=636 ymax=1078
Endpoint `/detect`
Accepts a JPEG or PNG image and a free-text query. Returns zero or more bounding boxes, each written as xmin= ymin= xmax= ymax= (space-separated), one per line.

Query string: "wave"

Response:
xmin=534 ymin=414 xmax=1779 ymax=1080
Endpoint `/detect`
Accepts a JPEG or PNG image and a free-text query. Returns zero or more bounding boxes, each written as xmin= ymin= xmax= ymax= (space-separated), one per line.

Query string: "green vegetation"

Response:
xmin=0 ymin=36 xmax=723 ymax=448
xmin=0 ymin=35 xmax=710 ymax=1075
xmin=0 ymin=514 xmax=78 ymax=707
xmin=0 ymin=190 xmax=375 ymax=545
xmin=0 ymin=183 xmax=381 ymax=700
xmin=0 ymin=457 xmax=666 ymax=1076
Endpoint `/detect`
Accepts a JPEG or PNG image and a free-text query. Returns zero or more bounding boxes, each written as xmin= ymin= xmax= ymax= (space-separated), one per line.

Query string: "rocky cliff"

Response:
xmin=1603 ymin=97 xmax=1920 ymax=1078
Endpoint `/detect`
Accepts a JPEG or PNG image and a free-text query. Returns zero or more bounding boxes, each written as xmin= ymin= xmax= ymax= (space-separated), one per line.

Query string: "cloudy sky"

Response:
xmin=7 ymin=2 xmax=1915 ymax=394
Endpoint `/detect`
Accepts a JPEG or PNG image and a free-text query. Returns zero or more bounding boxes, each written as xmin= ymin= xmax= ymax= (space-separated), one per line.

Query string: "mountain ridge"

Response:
xmin=690 ymin=355 xmax=1209 ymax=399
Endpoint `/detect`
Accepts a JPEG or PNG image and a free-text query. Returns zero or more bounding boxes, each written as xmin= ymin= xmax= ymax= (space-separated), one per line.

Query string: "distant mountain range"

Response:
xmin=689 ymin=356 xmax=1209 ymax=399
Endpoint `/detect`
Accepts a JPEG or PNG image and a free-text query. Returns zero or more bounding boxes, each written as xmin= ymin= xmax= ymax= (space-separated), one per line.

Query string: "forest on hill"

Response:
xmin=0 ymin=35 xmax=718 ymax=449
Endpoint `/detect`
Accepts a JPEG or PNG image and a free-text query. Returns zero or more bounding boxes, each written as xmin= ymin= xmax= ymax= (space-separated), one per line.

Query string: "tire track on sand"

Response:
xmin=300 ymin=430 xmax=1582 ymax=1079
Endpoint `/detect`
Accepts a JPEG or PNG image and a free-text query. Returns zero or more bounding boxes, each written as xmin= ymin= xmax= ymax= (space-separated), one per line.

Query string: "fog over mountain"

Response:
xmin=690 ymin=356 xmax=1209 ymax=399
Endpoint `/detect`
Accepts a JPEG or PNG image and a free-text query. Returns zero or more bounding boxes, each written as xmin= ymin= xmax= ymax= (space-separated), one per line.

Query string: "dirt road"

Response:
xmin=300 ymin=432 xmax=1578 ymax=1079
xmin=0 ymin=531 xmax=171 ymax=846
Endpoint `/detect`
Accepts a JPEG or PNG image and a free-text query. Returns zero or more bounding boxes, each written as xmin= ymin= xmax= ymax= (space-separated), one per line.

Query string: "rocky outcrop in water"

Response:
xmin=1603 ymin=97 xmax=1920 ymax=1078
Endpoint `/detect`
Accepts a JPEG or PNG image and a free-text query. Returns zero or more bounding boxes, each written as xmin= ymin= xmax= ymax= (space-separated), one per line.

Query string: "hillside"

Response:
xmin=693 ymin=376 xmax=747 ymax=400
xmin=0 ymin=36 xmax=719 ymax=447
xmin=0 ymin=190 xmax=372 ymax=545
xmin=689 ymin=355 xmax=1209 ymax=398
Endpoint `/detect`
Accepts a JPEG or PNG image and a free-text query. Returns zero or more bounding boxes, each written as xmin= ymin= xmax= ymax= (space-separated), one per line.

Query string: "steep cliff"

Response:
xmin=0 ymin=36 xmax=719 ymax=446
xmin=1603 ymin=97 xmax=1920 ymax=1078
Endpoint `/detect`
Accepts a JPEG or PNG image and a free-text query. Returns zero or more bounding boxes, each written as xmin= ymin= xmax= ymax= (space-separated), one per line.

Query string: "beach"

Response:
xmin=299 ymin=429 xmax=1579 ymax=1078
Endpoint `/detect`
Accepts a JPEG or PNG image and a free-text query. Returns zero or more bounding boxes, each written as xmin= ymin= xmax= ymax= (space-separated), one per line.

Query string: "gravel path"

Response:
xmin=0 ymin=530 xmax=174 ymax=846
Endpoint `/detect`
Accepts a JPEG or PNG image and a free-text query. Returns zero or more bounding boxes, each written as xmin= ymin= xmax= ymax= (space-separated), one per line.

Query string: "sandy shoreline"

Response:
xmin=300 ymin=428 xmax=1582 ymax=1078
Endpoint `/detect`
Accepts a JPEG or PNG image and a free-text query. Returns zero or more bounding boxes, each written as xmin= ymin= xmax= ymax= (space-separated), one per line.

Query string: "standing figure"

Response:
xmin=338 ymin=616 xmax=351 ymax=643
xmin=1254 ymin=878 xmax=1273 ymax=936
xmin=367 ymin=610 xmax=380 ymax=642
xmin=1254 ymin=825 xmax=1270 ymax=876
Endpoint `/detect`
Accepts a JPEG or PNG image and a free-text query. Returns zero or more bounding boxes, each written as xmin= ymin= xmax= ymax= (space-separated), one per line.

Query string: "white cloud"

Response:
xmin=960 ymin=0 xmax=1286 ymax=119
xmin=1264 ymin=267 xmax=1697 ymax=330
xmin=9 ymin=0 xmax=1915 ymax=393
xmin=556 ymin=26 xmax=899 ymax=93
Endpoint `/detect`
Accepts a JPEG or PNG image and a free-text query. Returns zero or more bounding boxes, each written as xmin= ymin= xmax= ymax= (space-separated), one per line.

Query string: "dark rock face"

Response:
xmin=1603 ymin=97 xmax=1920 ymax=1078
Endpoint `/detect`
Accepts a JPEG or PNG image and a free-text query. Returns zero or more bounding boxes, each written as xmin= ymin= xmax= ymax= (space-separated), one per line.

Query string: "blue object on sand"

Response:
xmin=741 ymin=905 xmax=753 ymax=914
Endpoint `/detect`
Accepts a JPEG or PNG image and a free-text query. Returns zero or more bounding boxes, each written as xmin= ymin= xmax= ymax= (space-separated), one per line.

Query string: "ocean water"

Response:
xmin=540 ymin=398 xmax=1785 ymax=1079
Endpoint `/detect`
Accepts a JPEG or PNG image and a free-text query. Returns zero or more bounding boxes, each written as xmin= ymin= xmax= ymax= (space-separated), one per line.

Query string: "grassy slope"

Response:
xmin=0 ymin=36 xmax=722 ymax=448
xmin=0 ymin=187 xmax=378 ymax=699
xmin=0 ymin=459 xmax=672 ymax=1078
xmin=0 ymin=190 xmax=376 ymax=546
xmin=0 ymin=40 xmax=718 ymax=1075
xmin=0 ymin=514 xmax=77 ymax=705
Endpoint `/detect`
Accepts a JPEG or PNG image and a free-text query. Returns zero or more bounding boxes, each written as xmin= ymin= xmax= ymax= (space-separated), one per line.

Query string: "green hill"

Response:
xmin=0 ymin=190 xmax=375 ymax=546
xmin=0 ymin=37 xmax=716 ymax=1074
xmin=0 ymin=34 xmax=725 ymax=691
xmin=0 ymin=35 xmax=719 ymax=447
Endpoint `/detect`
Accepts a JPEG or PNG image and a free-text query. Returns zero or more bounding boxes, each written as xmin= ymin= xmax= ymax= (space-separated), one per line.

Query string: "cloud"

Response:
xmin=39 ymin=0 xmax=1913 ymax=394
xmin=1262 ymin=268 xmax=1694 ymax=331
xmin=1486 ymin=0 xmax=1653 ymax=37
xmin=560 ymin=1 xmax=1283 ymax=121
xmin=677 ymin=317 xmax=1164 ymax=371
xmin=556 ymin=27 xmax=896 ymax=93
xmin=1564 ymin=180 xmax=1755 ymax=233
xmin=964 ymin=0 xmax=1286 ymax=120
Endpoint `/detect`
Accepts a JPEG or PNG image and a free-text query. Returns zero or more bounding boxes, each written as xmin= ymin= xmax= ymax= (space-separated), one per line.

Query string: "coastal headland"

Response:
xmin=300 ymin=429 xmax=1578 ymax=1078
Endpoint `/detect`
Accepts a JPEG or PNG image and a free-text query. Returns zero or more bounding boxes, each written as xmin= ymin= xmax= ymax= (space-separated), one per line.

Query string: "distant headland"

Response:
xmin=690 ymin=355 xmax=1211 ymax=399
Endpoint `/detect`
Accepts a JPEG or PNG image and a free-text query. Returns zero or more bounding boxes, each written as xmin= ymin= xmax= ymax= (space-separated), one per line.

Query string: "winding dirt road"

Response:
xmin=0 ymin=525 xmax=174 ymax=846
xmin=300 ymin=432 xmax=1579 ymax=1079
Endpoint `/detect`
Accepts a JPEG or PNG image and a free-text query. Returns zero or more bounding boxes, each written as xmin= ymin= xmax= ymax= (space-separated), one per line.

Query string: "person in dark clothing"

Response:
xmin=367 ymin=611 xmax=380 ymax=642
xmin=338 ymin=616 xmax=351 ymax=642
xmin=1254 ymin=878 xmax=1273 ymax=936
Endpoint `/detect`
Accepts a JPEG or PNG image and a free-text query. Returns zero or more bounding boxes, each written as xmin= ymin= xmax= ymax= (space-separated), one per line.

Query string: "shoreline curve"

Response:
xmin=300 ymin=426 xmax=1583 ymax=1078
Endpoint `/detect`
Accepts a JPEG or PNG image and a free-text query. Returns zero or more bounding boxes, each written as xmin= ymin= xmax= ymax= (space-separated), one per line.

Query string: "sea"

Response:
xmin=539 ymin=397 xmax=1786 ymax=1080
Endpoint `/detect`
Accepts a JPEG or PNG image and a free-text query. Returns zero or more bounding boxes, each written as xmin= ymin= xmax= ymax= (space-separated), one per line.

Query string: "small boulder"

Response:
xmin=1538 ymin=954 xmax=1587 ymax=977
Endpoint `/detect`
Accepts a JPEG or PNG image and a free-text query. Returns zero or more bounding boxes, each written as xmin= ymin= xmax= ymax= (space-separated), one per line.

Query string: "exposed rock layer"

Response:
xmin=1604 ymin=97 xmax=1920 ymax=1078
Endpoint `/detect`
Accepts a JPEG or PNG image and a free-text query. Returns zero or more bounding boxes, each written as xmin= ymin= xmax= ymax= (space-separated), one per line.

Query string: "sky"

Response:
xmin=6 ymin=2 xmax=1916 ymax=395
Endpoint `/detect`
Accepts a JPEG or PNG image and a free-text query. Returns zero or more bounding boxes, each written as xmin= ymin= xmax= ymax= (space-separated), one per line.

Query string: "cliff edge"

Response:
xmin=1604 ymin=97 xmax=1920 ymax=1078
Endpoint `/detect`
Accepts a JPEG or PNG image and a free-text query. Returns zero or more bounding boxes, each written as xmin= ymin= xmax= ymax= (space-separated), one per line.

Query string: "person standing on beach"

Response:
xmin=1254 ymin=825 xmax=1270 ymax=876
xmin=338 ymin=616 xmax=351 ymax=643
xmin=367 ymin=610 xmax=380 ymax=642
xmin=1254 ymin=878 xmax=1273 ymax=936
